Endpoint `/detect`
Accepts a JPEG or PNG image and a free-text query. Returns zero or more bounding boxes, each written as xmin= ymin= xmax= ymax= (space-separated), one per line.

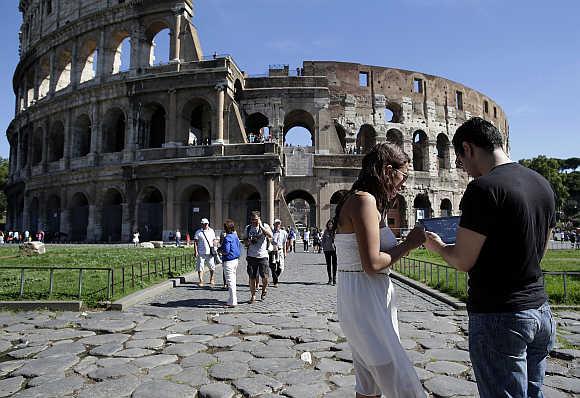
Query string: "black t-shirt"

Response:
xmin=459 ymin=162 xmax=556 ymax=313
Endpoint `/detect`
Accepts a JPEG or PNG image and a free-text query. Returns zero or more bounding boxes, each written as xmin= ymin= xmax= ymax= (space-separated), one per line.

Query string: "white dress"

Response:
xmin=336 ymin=227 xmax=425 ymax=397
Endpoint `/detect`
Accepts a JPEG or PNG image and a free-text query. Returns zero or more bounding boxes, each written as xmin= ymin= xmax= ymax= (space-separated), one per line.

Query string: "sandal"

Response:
xmin=261 ymin=291 xmax=267 ymax=300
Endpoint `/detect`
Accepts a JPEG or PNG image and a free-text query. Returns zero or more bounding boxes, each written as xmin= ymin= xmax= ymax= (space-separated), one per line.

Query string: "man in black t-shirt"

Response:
xmin=425 ymin=117 xmax=556 ymax=398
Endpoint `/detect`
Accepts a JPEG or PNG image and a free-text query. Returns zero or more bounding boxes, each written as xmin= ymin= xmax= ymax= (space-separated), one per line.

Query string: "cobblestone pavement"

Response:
xmin=0 ymin=250 xmax=578 ymax=397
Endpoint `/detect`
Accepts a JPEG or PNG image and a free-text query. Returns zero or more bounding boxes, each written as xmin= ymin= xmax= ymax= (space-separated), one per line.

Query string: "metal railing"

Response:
xmin=0 ymin=254 xmax=196 ymax=303
xmin=394 ymin=257 xmax=580 ymax=303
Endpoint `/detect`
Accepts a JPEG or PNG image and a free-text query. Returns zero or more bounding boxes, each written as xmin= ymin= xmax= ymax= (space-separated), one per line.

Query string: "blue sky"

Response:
xmin=0 ymin=0 xmax=578 ymax=161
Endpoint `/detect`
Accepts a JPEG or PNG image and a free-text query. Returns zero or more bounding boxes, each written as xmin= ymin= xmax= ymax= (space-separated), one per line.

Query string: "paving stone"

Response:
xmin=324 ymin=387 xmax=356 ymax=398
xmin=162 ymin=342 xmax=206 ymax=356
xmin=251 ymin=345 xmax=296 ymax=358
xmin=281 ymin=382 xmax=331 ymax=398
xmin=167 ymin=334 xmax=214 ymax=344
xmin=8 ymin=345 xmax=48 ymax=359
xmin=425 ymin=360 xmax=469 ymax=376
xmin=329 ymin=374 xmax=356 ymax=388
xmin=77 ymin=333 xmax=130 ymax=346
xmin=132 ymin=330 xmax=168 ymax=340
xmin=25 ymin=374 xmax=68 ymax=387
xmin=96 ymin=357 xmax=132 ymax=367
xmin=207 ymin=336 xmax=242 ymax=348
xmin=249 ymin=358 xmax=305 ymax=375
xmin=544 ymin=375 xmax=580 ymax=394
xmin=543 ymin=385 xmax=572 ymax=398
xmin=315 ymin=358 xmax=353 ymax=374
xmin=73 ymin=356 xmax=98 ymax=376
xmin=188 ymin=324 xmax=235 ymax=337
xmin=126 ymin=338 xmax=165 ymax=350
xmin=546 ymin=362 xmax=572 ymax=377
xmin=180 ymin=352 xmax=218 ymax=368
xmin=13 ymin=353 xmax=80 ymax=377
xmin=80 ymin=319 xmax=136 ymax=333
xmin=232 ymin=340 xmax=266 ymax=352
xmin=400 ymin=338 xmax=417 ymax=350
xmin=87 ymin=363 xmax=141 ymax=380
xmin=551 ymin=348 xmax=580 ymax=360
xmin=112 ymin=348 xmax=156 ymax=358
xmin=135 ymin=318 xmax=175 ymax=331
xmin=35 ymin=319 xmax=76 ymax=329
xmin=276 ymin=369 xmax=327 ymax=385
xmin=424 ymin=375 xmax=478 ymax=397
xmin=232 ymin=374 xmax=283 ymax=396
xmin=214 ymin=350 xmax=255 ymax=363
xmin=198 ymin=382 xmax=235 ymax=398
xmin=312 ymin=351 xmax=335 ymax=359
xmin=132 ymin=354 xmax=178 ymax=370
xmin=132 ymin=380 xmax=197 ymax=398
xmin=293 ymin=341 xmax=335 ymax=352
xmin=405 ymin=350 xmax=429 ymax=366
xmin=414 ymin=366 xmax=436 ymax=381
xmin=209 ymin=362 xmax=249 ymax=380
xmin=297 ymin=330 xmax=339 ymax=343
xmin=268 ymin=328 xmax=306 ymax=340
xmin=78 ymin=374 xmax=140 ymax=398
xmin=11 ymin=376 xmax=86 ymax=398
xmin=36 ymin=342 xmax=86 ymax=358
xmin=146 ymin=363 xmax=183 ymax=379
xmin=417 ymin=337 xmax=448 ymax=349
xmin=0 ymin=360 xmax=25 ymax=378
xmin=89 ymin=343 xmax=124 ymax=356
xmin=0 ymin=376 xmax=25 ymax=397
xmin=240 ymin=325 xmax=276 ymax=335
xmin=166 ymin=321 xmax=207 ymax=334
xmin=424 ymin=348 xmax=471 ymax=362
xmin=215 ymin=315 xmax=255 ymax=328
xmin=333 ymin=350 xmax=352 ymax=362
xmin=266 ymin=338 xmax=294 ymax=347
xmin=170 ymin=367 xmax=211 ymax=386
xmin=0 ymin=340 xmax=12 ymax=353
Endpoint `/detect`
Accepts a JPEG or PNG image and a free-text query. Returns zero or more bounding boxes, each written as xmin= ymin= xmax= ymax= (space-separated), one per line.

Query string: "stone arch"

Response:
xmin=25 ymin=71 xmax=34 ymax=107
xmin=412 ymin=130 xmax=429 ymax=172
xmin=183 ymin=97 xmax=213 ymax=145
xmin=284 ymin=109 xmax=315 ymax=147
xmin=436 ymin=133 xmax=451 ymax=170
xmin=286 ymin=190 xmax=317 ymax=228
xmin=386 ymin=128 xmax=404 ymax=149
xmin=70 ymin=192 xmax=89 ymax=242
xmin=79 ymin=38 xmax=98 ymax=83
xmin=141 ymin=102 xmax=166 ymax=148
xmin=246 ymin=112 xmax=269 ymax=142
xmin=102 ymin=107 xmax=126 ymax=153
xmin=385 ymin=102 xmax=403 ymax=123
xmin=234 ymin=79 xmax=243 ymax=102
xmin=330 ymin=189 xmax=349 ymax=220
xmin=440 ymin=198 xmax=453 ymax=217
xmin=31 ymin=127 xmax=43 ymax=165
xmin=102 ymin=188 xmax=123 ymax=242
xmin=228 ymin=183 xmax=261 ymax=229
xmin=111 ymin=31 xmax=131 ymax=74
xmin=55 ymin=48 xmax=72 ymax=91
xmin=414 ymin=193 xmax=432 ymax=220
xmin=181 ymin=185 xmax=211 ymax=235
xmin=29 ymin=197 xmax=40 ymax=233
xmin=48 ymin=121 xmax=65 ymax=162
xmin=46 ymin=194 xmax=61 ymax=241
xmin=356 ymin=124 xmax=376 ymax=154
xmin=334 ymin=122 xmax=347 ymax=153
xmin=37 ymin=57 xmax=51 ymax=100
xmin=387 ymin=194 xmax=408 ymax=237
xmin=145 ymin=20 xmax=171 ymax=66
xmin=19 ymin=129 xmax=29 ymax=168
xmin=138 ymin=186 xmax=164 ymax=241
xmin=72 ymin=114 xmax=92 ymax=157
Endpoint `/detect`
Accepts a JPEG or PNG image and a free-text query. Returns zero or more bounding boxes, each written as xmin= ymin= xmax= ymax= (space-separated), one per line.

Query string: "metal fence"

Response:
xmin=0 ymin=253 xmax=196 ymax=303
xmin=394 ymin=257 xmax=580 ymax=303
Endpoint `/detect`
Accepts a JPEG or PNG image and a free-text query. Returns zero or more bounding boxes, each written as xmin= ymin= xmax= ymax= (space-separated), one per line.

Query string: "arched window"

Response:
xmin=356 ymin=124 xmax=376 ymax=154
xmin=284 ymin=110 xmax=315 ymax=147
xmin=70 ymin=193 xmax=89 ymax=242
xmin=141 ymin=103 xmax=166 ymax=148
xmin=334 ymin=122 xmax=347 ymax=153
xmin=149 ymin=27 xmax=171 ymax=65
xmin=182 ymin=185 xmax=211 ymax=235
xmin=102 ymin=189 xmax=123 ymax=242
xmin=246 ymin=113 xmax=269 ymax=143
xmin=38 ymin=58 xmax=51 ymax=99
xmin=286 ymin=190 xmax=317 ymax=229
xmin=440 ymin=198 xmax=453 ymax=217
xmin=72 ymin=114 xmax=91 ymax=157
xmin=102 ymin=108 xmax=125 ymax=153
xmin=112 ymin=33 xmax=131 ymax=74
xmin=55 ymin=50 xmax=72 ymax=91
xmin=412 ymin=130 xmax=429 ymax=171
xmin=79 ymin=39 xmax=98 ymax=83
xmin=183 ymin=98 xmax=212 ymax=145
xmin=414 ymin=194 xmax=432 ymax=220
xmin=31 ymin=128 xmax=43 ymax=165
xmin=386 ymin=129 xmax=403 ymax=149
xmin=48 ymin=121 xmax=65 ymax=162
xmin=139 ymin=187 xmax=164 ymax=241
xmin=436 ymin=134 xmax=451 ymax=170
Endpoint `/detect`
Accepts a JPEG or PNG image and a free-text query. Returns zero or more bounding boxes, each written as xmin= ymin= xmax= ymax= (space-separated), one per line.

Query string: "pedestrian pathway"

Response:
xmin=0 ymin=251 xmax=578 ymax=397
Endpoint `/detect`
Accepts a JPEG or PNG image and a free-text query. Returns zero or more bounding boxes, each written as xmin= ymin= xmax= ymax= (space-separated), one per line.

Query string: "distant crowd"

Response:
xmin=0 ymin=230 xmax=44 ymax=244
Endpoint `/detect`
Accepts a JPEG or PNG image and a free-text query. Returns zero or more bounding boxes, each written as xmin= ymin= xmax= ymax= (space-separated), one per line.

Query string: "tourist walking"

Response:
xmin=244 ymin=211 xmax=272 ymax=303
xmin=321 ymin=220 xmax=337 ymax=285
xmin=175 ymin=229 xmax=182 ymax=247
xmin=194 ymin=218 xmax=218 ymax=286
xmin=287 ymin=227 xmax=296 ymax=253
xmin=334 ymin=142 xmax=427 ymax=397
xmin=132 ymin=231 xmax=140 ymax=247
xmin=219 ymin=219 xmax=241 ymax=307
xmin=269 ymin=219 xmax=288 ymax=287
xmin=302 ymin=228 xmax=310 ymax=252
xmin=424 ymin=117 xmax=556 ymax=398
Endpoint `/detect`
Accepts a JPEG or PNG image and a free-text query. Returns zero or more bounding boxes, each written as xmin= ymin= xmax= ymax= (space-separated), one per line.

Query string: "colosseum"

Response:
xmin=5 ymin=0 xmax=509 ymax=242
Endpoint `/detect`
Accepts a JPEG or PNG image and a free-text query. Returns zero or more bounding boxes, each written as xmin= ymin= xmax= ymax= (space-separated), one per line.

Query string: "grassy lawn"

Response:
xmin=397 ymin=248 xmax=580 ymax=305
xmin=0 ymin=245 xmax=198 ymax=307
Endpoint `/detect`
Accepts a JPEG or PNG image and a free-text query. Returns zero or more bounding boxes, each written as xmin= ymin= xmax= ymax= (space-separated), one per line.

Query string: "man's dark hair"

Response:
xmin=250 ymin=211 xmax=261 ymax=219
xmin=453 ymin=117 xmax=504 ymax=155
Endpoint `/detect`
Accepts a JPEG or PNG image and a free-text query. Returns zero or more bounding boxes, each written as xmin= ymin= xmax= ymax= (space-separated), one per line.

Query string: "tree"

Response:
xmin=519 ymin=156 xmax=569 ymax=209
xmin=0 ymin=157 xmax=7 ymax=222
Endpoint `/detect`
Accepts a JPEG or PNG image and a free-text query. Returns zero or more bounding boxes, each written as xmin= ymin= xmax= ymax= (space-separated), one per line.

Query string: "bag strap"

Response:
xmin=201 ymin=230 xmax=212 ymax=247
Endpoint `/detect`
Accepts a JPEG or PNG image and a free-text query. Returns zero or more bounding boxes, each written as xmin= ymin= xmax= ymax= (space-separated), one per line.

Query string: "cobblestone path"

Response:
xmin=0 ymin=250 xmax=578 ymax=397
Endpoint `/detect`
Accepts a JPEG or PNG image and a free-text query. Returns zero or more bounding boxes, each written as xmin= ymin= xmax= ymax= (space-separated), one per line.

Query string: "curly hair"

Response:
xmin=333 ymin=143 xmax=410 ymax=231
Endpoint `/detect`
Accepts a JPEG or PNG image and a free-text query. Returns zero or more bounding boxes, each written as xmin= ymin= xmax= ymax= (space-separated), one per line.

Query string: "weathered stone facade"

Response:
xmin=6 ymin=0 xmax=509 ymax=241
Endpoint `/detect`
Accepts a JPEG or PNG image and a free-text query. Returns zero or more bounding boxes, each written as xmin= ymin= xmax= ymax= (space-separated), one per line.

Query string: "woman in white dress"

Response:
xmin=334 ymin=143 xmax=427 ymax=398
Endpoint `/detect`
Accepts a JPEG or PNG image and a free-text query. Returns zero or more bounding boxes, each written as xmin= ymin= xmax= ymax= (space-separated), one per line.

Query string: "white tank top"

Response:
xmin=335 ymin=227 xmax=397 ymax=274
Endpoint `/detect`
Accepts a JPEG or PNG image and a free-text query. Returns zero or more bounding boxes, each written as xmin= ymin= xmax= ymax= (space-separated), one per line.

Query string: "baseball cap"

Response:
xmin=274 ymin=219 xmax=281 ymax=224
xmin=201 ymin=218 xmax=209 ymax=224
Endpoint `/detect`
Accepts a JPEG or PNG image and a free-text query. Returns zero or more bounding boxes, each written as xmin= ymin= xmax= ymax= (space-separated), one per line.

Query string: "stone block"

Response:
xmin=140 ymin=242 xmax=155 ymax=249
xmin=151 ymin=241 xmax=164 ymax=248
xmin=19 ymin=242 xmax=46 ymax=255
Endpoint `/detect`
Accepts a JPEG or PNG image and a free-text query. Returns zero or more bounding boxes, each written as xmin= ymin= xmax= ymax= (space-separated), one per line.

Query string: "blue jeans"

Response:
xmin=469 ymin=302 xmax=555 ymax=398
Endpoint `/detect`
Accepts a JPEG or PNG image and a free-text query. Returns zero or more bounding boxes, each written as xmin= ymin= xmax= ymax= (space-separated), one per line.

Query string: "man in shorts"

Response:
xmin=244 ymin=211 xmax=272 ymax=303
xmin=269 ymin=219 xmax=288 ymax=287
xmin=194 ymin=218 xmax=217 ymax=286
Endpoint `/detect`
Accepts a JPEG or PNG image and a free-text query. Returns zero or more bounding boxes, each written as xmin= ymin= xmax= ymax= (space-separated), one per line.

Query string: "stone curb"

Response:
xmin=110 ymin=271 xmax=198 ymax=311
xmin=390 ymin=271 xmax=467 ymax=310
xmin=0 ymin=301 xmax=83 ymax=312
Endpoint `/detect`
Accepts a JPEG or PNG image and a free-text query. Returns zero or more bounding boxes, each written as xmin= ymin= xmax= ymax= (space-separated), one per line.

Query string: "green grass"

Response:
xmin=0 ymin=245 xmax=198 ymax=307
xmin=396 ymin=248 xmax=580 ymax=305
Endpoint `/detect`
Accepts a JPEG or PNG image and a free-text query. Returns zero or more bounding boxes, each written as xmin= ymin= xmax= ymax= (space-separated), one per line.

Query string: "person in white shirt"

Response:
xmin=193 ymin=218 xmax=217 ymax=286
xmin=303 ymin=229 xmax=310 ymax=252
xmin=132 ymin=231 xmax=140 ymax=247
xmin=175 ymin=229 xmax=182 ymax=247
xmin=269 ymin=219 xmax=288 ymax=287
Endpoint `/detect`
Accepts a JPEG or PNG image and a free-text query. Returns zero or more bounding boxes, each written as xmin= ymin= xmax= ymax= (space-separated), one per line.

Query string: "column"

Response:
xmin=122 ymin=203 xmax=131 ymax=242
xmin=265 ymin=176 xmax=275 ymax=225
xmin=70 ymin=39 xmax=79 ymax=89
xmin=165 ymin=179 xmax=176 ymax=240
xmin=64 ymin=110 xmax=72 ymax=169
xmin=170 ymin=12 xmax=182 ymax=62
xmin=96 ymin=29 xmax=106 ymax=82
xmin=213 ymin=177 xmax=224 ymax=230
xmin=41 ymin=119 xmax=49 ymax=172
xmin=87 ymin=204 xmax=97 ymax=242
xmin=213 ymin=83 xmax=226 ymax=144
xmin=48 ymin=50 xmax=56 ymax=97
xmin=166 ymin=89 xmax=178 ymax=146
